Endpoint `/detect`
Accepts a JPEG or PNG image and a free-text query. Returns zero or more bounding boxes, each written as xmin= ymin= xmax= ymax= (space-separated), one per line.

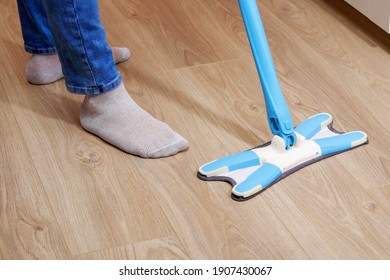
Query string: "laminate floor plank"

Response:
xmin=1 ymin=0 xmax=389 ymax=260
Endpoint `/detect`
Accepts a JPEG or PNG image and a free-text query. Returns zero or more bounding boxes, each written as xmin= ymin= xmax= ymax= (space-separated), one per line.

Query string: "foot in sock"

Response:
xmin=80 ymin=83 xmax=189 ymax=158
xmin=25 ymin=47 xmax=131 ymax=85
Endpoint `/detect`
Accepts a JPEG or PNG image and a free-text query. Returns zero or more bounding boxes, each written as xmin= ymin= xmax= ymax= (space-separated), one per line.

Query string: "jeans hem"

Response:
xmin=66 ymin=74 xmax=123 ymax=95
xmin=25 ymin=44 xmax=57 ymax=55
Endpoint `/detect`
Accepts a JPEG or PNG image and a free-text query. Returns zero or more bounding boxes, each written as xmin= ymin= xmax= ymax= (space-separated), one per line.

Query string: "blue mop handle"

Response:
xmin=238 ymin=0 xmax=295 ymax=148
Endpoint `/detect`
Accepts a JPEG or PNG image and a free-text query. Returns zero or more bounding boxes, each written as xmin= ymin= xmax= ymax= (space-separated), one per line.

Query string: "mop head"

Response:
xmin=198 ymin=113 xmax=368 ymax=201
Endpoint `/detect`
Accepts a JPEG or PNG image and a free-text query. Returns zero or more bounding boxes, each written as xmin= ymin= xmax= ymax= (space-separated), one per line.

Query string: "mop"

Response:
xmin=197 ymin=0 xmax=368 ymax=201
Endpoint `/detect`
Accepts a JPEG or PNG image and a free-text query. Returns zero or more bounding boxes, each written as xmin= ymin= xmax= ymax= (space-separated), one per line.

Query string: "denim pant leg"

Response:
xmin=41 ymin=0 xmax=122 ymax=94
xmin=17 ymin=0 xmax=57 ymax=54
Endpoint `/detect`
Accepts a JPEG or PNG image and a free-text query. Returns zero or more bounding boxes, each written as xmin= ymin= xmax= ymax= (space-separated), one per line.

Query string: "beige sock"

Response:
xmin=25 ymin=47 xmax=131 ymax=85
xmin=80 ymin=83 xmax=189 ymax=158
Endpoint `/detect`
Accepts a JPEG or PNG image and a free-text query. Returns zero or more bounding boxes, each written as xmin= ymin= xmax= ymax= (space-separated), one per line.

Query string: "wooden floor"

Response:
xmin=1 ymin=0 xmax=389 ymax=260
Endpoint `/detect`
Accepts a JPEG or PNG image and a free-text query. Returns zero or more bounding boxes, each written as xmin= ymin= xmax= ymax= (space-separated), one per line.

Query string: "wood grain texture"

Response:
xmin=1 ymin=0 xmax=389 ymax=259
xmin=0 ymin=60 xmax=71 ymax=260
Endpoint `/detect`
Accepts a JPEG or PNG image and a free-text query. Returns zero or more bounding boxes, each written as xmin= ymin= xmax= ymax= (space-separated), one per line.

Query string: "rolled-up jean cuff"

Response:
xmin=24 ymin=44 xmax=57 ymax=55
xmin=66 ymin=74 xmax=123 ymax=95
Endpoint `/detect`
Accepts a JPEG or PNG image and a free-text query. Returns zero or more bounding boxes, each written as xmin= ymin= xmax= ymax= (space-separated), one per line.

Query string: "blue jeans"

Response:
xmin=17 ymin=0 xmax=122 ymax=94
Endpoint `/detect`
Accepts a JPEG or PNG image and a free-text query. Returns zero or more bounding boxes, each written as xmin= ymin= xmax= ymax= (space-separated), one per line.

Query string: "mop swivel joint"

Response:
xmin=269 ymin=117 xmax=296 ymax=149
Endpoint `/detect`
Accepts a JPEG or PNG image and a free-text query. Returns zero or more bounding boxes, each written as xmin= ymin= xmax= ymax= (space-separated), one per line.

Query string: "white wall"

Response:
xmin=346 ymin=0 xmax=390 ymax=33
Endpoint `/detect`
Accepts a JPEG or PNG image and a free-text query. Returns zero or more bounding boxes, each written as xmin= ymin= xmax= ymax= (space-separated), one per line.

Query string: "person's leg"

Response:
xmin=26 ymin=47 xmax=131 ymax=85
xmin=16 ymin=0 xmax=63 ymax=83
xmin=17 ymin=0 xmax=130 ymax=85
xmin=40 ymin=0 xmax=188 ymax=157
xmin=16 ymin=0 xmax=56 ymax=54
xmin=41 ymin=0 xmax=122 ymax=93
